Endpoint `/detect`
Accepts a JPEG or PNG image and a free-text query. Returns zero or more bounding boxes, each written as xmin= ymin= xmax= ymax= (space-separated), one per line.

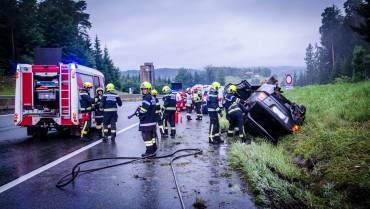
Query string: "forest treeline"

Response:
xmin=299 ymin=0 xmax=370 ymax=85
xmin=0 ymin=0 xmax=121 ymax=88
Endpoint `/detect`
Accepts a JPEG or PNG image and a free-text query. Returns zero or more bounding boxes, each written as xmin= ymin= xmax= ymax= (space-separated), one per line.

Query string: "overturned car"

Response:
xmin=226 ymin=78 xmax=306 ymax=143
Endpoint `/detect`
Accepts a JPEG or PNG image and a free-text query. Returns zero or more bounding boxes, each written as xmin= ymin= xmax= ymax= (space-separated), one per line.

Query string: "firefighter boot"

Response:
xmin=170 ymin=128 xmax=176 ymax=138
xmin=187 ymin=115 xmax=192 ymax=121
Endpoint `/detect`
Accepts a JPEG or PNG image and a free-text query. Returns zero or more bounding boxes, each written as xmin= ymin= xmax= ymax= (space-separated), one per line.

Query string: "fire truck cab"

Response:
xmin=14 ymin=63 xmax=104 ymax=137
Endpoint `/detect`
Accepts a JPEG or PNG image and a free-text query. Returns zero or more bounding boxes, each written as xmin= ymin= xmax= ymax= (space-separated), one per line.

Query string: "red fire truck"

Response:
xmin=14 ymin=63 xmax=104 ymax=137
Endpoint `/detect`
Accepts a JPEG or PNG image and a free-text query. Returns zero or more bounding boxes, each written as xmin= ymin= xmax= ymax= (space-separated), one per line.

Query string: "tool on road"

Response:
xmin=127 ymin=106 xmax=140 ymax=119
xmin=56 ymin=148 xmax=202 ymax=209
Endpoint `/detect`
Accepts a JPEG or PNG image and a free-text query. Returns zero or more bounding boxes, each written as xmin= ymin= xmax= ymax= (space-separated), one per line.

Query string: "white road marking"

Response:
xmin=0 ymin=122 xmax=139 ymax=194
xmin=0 ymin=114 xmax=13 ymax=118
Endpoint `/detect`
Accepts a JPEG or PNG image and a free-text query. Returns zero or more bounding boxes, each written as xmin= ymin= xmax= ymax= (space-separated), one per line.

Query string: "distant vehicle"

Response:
xmin=171 ymin=82 xmax=182 ymax=91
xmin=226 ymin=79 xmax=306 ymax=143
xmin=14 ymin=63 xmax=104 ymax=137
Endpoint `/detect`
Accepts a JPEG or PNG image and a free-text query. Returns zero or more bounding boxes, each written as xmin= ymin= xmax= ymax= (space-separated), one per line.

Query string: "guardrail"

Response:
xmin=0 ymin=95 xmax=14 ymax=111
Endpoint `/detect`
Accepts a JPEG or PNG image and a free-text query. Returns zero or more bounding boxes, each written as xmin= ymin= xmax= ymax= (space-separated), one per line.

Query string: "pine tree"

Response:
xmin=352 ymin=45 xmax=366 ymax=81
xmin=304 ymin=43 xmax=315 ymax=84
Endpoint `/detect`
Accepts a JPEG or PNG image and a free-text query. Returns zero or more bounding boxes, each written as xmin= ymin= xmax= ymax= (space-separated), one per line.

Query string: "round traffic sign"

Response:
xmin=286 ymin=74 xmax=293 ymax=85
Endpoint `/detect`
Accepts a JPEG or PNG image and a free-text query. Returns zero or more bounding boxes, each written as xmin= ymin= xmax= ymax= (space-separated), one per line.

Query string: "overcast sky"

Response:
xmin=86 ymin=0 xmax=344 ymax=70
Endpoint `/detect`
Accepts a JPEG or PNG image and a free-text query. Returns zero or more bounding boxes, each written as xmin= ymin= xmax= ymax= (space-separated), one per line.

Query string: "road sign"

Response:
xmin=285 ymin=74 xmax=294 ymax=90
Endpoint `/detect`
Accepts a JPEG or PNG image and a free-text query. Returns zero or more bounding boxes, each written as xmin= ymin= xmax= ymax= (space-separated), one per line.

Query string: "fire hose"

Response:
xmin=56 ymin=148 xmax=202 ymax=209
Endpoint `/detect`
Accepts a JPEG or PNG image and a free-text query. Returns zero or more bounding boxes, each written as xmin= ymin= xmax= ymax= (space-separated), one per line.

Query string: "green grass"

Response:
xmin=0 ymin=76 xmax=15 ymax=95
xmin=229 ymin=81 xmax=370 ymax=209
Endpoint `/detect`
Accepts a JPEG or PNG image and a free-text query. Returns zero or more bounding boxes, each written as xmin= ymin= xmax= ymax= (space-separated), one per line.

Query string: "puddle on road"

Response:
xmin=132 ymin=113 xmax=256 ymax=209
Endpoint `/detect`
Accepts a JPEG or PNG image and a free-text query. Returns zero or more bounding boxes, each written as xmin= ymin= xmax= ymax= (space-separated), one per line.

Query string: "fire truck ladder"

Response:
xmin=60 ymin=65 xmax=70 ymax=119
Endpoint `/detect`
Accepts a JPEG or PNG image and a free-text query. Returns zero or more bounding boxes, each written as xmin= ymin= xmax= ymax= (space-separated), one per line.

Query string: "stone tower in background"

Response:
xmin=140 ymin=62 xmax=155 ymax=85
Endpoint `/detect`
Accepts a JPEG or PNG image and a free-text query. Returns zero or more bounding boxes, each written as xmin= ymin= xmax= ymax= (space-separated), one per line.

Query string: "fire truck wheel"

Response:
xmin=28 ymin=127 xmax=48 ymax=139
xmin=37 ymin=127 xmax=48 ymax=139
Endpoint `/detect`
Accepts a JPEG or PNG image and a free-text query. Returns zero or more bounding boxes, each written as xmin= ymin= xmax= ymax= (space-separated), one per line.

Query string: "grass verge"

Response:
xmin=229 ymin=81 xmax=370 ymax=209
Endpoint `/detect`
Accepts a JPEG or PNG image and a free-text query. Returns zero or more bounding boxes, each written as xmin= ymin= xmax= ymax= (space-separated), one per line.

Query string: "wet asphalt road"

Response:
xmin=0 ymin=102 xmax=256 ymax=209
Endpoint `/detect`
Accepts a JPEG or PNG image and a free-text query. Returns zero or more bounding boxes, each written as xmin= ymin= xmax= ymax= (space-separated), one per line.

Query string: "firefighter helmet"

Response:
xmin=83 ymin=82 xmax=93 ymax=88
xmin=96 ymin=87 xmax=104 ymax=94
xmin=211 ymin=82 xmax=221 ymax=90
xmin=151 ymin=89 xmax=158 ymax=96
xmin=162 ymin=85 xmax=171 ymax=94
xmin=140 ymin=81 xmax=152 ymax=90
xmin=106 ymin=83 xmax=115 ymax=91
xmin=228 ymin=85 xmax=237 ymax=93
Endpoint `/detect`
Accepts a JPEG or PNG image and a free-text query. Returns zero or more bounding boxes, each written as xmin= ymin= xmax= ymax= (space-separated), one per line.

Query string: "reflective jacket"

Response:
xmin=79 ymin=89 xmax=93 ymax=112
xmin=207 ymin=88 xmax=221 ymax=113
xmin=94 ymin=95 xmax=104 ymax=117
xmin=139 ymin=94 xmax=157 ymax=128
xmin=223 ymin=93 xmax=243 ymax=115
xmin=185 ymin=93 xmax=192 ymax=106
xmin=163 ymin=91 xmax=177 ymax=111
xmin=100 ymin=91 xmax=122 ymax=112
xmin=193 ymin=92 xmax=202 ymax=104
xmin=154 ymin=96 xmax=161 ymax=121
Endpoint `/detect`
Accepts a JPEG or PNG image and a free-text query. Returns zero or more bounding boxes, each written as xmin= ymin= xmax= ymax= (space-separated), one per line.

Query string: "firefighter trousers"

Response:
xmin=159 ymin=111 xmax=167 ymax=136
xmin=103 ymin=111 xmax=118 ymax=140
xmin=227 ymin=111 xmax=246 ymax=141
xmin=141 ymin=125 xmax=157 ymax=154
xmin=80 ymin=111 xmax=91 ymax=138
xmin=95 ymin=114 xmax=104 ymax=137
xmin=165 ymin=110 xmax=176 ymax=136
xmin=195 ymin=102 xmax=202 ymax=120
xmin=209 ymin=112 xmax=221 ymax=143
xmin=186 ymin=105 xmax=192 ymax=120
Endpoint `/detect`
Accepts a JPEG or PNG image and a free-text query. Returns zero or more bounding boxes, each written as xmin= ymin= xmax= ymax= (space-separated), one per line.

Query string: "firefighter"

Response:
xmin=100 ymin=83 xmax=122 ymax=142
xmin=138 ymin=82 xmax=157 ymax=157
xmin=80 ymin=82 xmax=93 ymax=140
xmin=94 ymin=87 xmax=104 ymax=138
xmin=185 ymin=88 xmax=193 ymax=120
xmin=223 ymin=85 xmax=247 ymax=142
xmin=151 ymin=89 xmax=161 ymax=138
xmin=162 ymin=85 xmax=177 ymax=138
xmin=193 ymin=88 xmax=203 ymax=120
xmin=207 ymin=81 xmax=223 ymax=144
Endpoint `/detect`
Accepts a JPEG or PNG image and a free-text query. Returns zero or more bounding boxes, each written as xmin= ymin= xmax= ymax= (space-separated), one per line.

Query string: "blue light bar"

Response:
xmin=69 ymin=63 xmax=77 ymax=70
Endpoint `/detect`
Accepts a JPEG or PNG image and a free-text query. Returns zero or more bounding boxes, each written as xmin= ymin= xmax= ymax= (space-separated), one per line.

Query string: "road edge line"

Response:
xmin=0 ymin=122 xmax=139 ymax=194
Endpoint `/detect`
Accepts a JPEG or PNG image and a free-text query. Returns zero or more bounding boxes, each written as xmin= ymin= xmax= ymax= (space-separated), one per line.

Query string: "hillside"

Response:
xmin=121 ymin=68 xmax=200 ymax=79
xmin=0 ymin=76 xmax=15 ymax=95
xmin=229 ymin=81 xmax=370 ymax=209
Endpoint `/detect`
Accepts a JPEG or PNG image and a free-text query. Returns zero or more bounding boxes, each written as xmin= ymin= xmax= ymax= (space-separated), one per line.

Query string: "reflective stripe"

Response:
xmin=208 ymin=108 xmax=217 ymax=111
xmin=239 ymin=134 xmax=244 ymax=138
xmin=80 ymin=93 xmax=88 ymax=95
xmin=104 ymin=129 xmax=109 ymax=133
xmin=143 ymin=100 xmax=151 ymax=105
xmin=228 ymin=108 xmax=241 ymax=114
xmin=104 ymin=108 xmax=117 ymax=112
xmin=80 ymin=107 xmax=92 ymax=111
xmin=140 ymin=107 xmax=147 ymax=112
xmin=140 ymin=122 xmax=157 ymax=127
xmin=208 ymin=94 xmax=218 ymax=97
xmin=155 ymin=110 xmax=161 ymax=113
xmin=209 ymin=124 xmax=214 ymax=140
xmin=96 ymin=125 xmax=102 ymax=129
xmin=165 ymin=107 xmax=176 ymax=110
xmin=171 ymin=127 xmax=176 ymax=130
xmin=111 ymin=130 xmax=116 ymax=133
xmin=227 ymin=130 xmax=234 ymax=134
xmin=144 ymin=141 xmax=153 ymax=146
xmin=151 ymin=138 xmax=156 ymax=143
xmin=95 ymin=115 xmax=104 ymax=118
